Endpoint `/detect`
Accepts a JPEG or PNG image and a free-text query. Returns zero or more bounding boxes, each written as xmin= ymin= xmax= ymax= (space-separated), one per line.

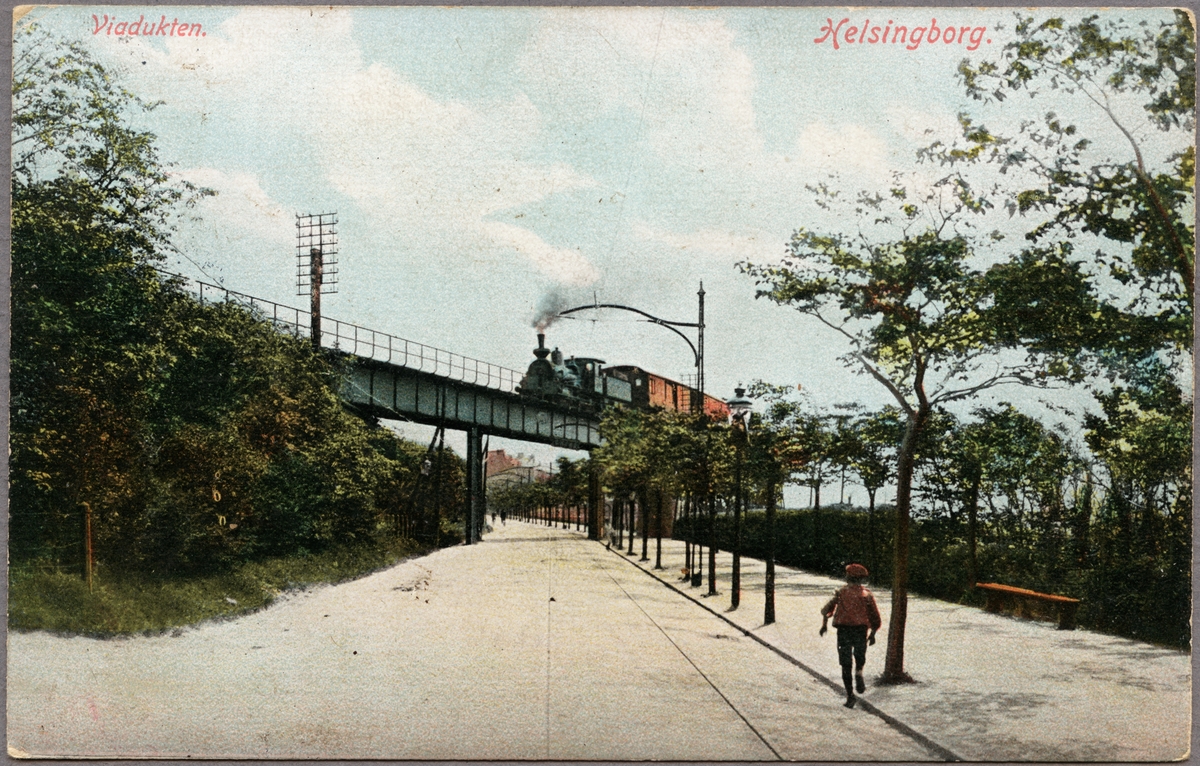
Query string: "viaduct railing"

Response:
xmin=161 ymin=270 xmax=525 ymax=393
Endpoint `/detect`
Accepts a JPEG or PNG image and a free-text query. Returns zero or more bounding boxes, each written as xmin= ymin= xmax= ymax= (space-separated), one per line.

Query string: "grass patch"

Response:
xmin=10 ymin=536 xmax=428 ymax=636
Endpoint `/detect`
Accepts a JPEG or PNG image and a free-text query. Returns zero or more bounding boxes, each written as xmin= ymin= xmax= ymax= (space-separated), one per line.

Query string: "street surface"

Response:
xmin=609 ymin=525 xmax=1192 ymax=762
xmin=8 ymin=520 xmax=1192 ymax=760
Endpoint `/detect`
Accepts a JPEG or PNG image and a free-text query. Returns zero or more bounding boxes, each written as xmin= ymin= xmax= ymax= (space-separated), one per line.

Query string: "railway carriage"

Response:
xmin=517 ymin=333 xmax=729 ymax=420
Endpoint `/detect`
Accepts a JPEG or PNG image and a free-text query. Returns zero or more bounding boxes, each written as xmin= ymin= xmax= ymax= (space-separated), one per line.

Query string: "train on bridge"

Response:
xmin=517 ymin=333 xmax=729 ymax=420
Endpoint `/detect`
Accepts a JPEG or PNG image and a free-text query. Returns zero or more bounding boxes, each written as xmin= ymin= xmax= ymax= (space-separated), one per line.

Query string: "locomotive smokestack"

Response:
xmin=534 ymin=332 xmax=550 ymax=360
xmin=537 ymin=332 xmax=546 ymax=349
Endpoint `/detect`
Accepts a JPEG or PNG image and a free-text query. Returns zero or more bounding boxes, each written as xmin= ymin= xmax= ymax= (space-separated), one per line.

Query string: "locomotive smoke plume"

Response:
xmin=532 ymin=289 xmax=570 ymax=333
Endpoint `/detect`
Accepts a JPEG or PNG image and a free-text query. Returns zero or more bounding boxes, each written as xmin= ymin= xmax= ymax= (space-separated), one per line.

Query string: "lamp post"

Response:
xmin=554 ymin=286 xmax=705 ymax=415
xmin=555 ymin=285 xmax=711 ymax=582
xmin=727 ymin=387 xmax=752 ymax=610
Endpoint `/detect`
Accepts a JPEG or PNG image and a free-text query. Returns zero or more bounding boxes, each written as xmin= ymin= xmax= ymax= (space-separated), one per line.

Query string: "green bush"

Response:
xmin=677 ymin=502 xmax=1190 ymax=648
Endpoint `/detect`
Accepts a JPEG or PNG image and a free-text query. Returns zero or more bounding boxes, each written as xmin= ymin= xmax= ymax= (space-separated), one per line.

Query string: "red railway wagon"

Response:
xmin=604 ymin=365 xmax=730 ymax=420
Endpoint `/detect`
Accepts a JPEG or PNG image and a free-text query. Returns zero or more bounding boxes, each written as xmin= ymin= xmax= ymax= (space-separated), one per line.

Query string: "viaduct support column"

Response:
xmin=588 ymin=458 xmax=603 ymax=541
xmin=466 ymin=427 xmax=484 ymax=544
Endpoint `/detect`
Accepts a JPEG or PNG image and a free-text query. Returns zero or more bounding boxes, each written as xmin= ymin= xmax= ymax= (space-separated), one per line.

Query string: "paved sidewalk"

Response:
xmin=9 ymin=522 xmax=930 ymax=760
xmin=606 ymin=525 xmax=1192 ymax=762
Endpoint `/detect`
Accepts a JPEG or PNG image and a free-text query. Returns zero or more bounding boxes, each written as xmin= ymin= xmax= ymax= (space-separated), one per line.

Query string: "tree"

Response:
xmin=11 ymin=24 xmax=463 ymax=583
xmin=11 ymin=24 xmax=211 ymax=572
xmin=13 ymin=25 xmax=211 ymax=258
xmin=744 ymin=382 xmax=824 ymax=624
xmin=944 ymin=11 xmax=1192 ymax=643
xmin=794 ymin=410 xmax=835 ymax=510
xmin=844 ymin=408 xmax=902 ymax=514
xmin=915 ymin=405 xmax=1084 ymax=597
xmin=947 ymin=12 xmax=1194 ymax=353
xmin=741 ymin=179 xmax=1052 ymax=683
xmin=843 ymin=407 xmax=904 ymax=575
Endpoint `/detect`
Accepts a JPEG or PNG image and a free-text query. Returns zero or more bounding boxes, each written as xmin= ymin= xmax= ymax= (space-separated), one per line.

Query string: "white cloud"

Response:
xmin=481 ymin=221 xmax=600 ymax=286
xmin=97 ymin=7 xmax=602 ymax=287
xmin=520 ymin=9 xmax=763 ymax=169
xmin=314 ymin=64 xmax=592 ymax=222
xmin=884 ymin=103 xmax=962 ymax=146
xmin=172 ymin=168 xmax=292 ymax=253
xmin=311 ymin=62 xmax=599 ymax=284
xmin=794 ymin=122 xmax=887 ymax=172
xmin=633 ymin=223 xmax=773 ymax=263
xmin=177 ymin=168 xmax=290 ymax=228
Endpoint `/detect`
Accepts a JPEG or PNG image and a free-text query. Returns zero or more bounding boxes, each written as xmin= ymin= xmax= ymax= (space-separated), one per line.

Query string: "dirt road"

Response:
xmin=8 ymin=522 xmax=931 ymax=759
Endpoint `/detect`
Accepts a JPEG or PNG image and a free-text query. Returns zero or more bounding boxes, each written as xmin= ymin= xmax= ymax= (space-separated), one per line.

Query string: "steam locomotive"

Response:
xmin=517 ymin=332 xmax=730 ymax=419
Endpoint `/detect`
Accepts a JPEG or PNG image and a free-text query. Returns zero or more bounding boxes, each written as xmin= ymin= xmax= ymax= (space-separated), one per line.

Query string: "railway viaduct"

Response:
xmin=181 ymin=275 xmax=606 ymax=544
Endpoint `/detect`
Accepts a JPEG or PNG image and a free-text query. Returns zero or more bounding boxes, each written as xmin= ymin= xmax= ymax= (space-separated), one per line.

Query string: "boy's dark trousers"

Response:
xmin=836 ymin=625 xmax=868 ymax=697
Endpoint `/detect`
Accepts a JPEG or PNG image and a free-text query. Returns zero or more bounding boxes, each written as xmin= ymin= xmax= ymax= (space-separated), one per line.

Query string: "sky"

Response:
xmin=18 ymin=6 xmax=1191 ymax=505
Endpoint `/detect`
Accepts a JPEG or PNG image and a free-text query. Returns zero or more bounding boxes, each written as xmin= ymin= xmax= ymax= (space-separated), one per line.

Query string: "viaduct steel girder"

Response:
xmin=341 ymin=357 xmax=602 ymax=451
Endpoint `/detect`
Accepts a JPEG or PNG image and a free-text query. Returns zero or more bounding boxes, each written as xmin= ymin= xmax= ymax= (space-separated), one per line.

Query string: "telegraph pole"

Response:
xmin=310 ymin=247 xmax=322 ymax=348
xmin=697 ymin=281 xmax=705 ymax=416
xmin=296 ymin=213 xmax=339 ymax=351
xmin=82 ymin=502 xmax=93 ymax=592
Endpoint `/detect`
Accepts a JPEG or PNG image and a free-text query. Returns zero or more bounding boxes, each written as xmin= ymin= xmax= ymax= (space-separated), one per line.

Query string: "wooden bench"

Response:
xmin=975 ymin=582 xmax=1081 ymax=630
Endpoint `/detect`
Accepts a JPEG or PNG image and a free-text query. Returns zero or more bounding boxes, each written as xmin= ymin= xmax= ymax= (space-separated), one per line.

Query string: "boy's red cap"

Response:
xmin=846 ymin=563 xmax=869 ymax=578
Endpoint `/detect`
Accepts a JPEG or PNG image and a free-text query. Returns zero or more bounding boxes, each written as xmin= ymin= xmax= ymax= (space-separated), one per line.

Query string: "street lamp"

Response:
xmin=555 ymin=286 xmax=713 ymax=585
xmin=728 ymin=386 xmax=752 ymax=427
xmin=727 ymin=387 xmax=752 ymax=610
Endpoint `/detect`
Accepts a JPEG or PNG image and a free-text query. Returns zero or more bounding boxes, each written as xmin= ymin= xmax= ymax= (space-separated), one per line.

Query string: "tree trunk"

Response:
xmin=707 ymin=492 xmax=718 ymax=596
xmin=616 ymin=498 xmax=624 ymax=547
xmin=627 ymin=497 xmax=636 ymax=555
xmin=966 ymin=471 xmax=980 ymax=595
xmin=881 ymin=405 xmax=928 ymax=684
xmin=867 ymin=488 xmax=877 ymax=577
xmin=683 ymin=493 xmax=692 ymax=578
xmin=640 ymin=489 xmax=650 ymax=562
xmin=654 ymin=488 xmax=664 ymax=569
xmin=1076 ymin=473 xmax=1093 ymax=565
xmin=731 ymin=451 xmax=742 ymax=609
xmin=764 ymin=475 xmax=777 ymax=625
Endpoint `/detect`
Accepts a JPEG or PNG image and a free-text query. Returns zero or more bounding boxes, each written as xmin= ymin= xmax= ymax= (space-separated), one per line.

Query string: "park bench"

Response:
xmin=975 ymin=582 xmax=1081 ymax=630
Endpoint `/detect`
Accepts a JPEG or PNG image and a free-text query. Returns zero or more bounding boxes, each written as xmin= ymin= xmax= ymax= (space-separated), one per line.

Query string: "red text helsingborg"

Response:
xmin=814 ymin=18 xmax=989 ymax=51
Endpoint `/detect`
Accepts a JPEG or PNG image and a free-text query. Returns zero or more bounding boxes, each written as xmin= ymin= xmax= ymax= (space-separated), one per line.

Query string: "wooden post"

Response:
xmin=82 ymin=502 xmax=93 ymax=593
xmin=764 ymin=478 xmax=776 ymax=624
xmin=310 ymin=247 xmax=323 ymax=351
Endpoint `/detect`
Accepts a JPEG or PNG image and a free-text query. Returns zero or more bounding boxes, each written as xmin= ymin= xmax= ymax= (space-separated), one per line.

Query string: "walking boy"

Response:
xmin=820 ymin=563 xmax=881 ymax=709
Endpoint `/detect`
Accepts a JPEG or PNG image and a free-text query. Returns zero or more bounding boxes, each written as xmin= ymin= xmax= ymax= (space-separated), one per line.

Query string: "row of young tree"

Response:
xmin=491 ymin=335 xmax=1188 ymax=651
xmin=10 ymin=26 xmax=467 ymax=583
xmin=737 ymin=13 xmax=1194 ymax=676
xmin=509 ymin=13 xmax=1193 ymax=670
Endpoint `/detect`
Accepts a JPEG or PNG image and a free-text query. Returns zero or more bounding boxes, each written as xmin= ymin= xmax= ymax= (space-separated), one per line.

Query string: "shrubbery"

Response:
xmin=11 ymin=268 xmax=467 ymax=583
xmin=678 ymin=501 xmax=1190 ymax=648
xmin=10 ymin=25 xmax=467 ymax=605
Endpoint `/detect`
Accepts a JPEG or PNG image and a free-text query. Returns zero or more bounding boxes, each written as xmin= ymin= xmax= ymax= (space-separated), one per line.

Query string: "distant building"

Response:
xmin=485 ymin=449 xmax=550 ymax=489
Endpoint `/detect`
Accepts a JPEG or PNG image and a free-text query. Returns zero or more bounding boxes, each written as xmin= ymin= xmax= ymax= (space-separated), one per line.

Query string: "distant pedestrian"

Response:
xmin=820 ymin=563 xmax=881 ymax=709
xmin=500 ymin=509 xmax=507 ymax=526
